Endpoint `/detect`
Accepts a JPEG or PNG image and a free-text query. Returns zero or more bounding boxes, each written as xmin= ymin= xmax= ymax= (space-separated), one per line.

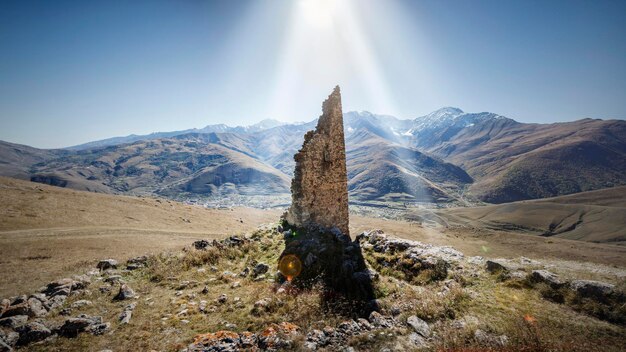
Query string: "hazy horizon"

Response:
xmin=1 ymin=0 xmax=625 ymax=148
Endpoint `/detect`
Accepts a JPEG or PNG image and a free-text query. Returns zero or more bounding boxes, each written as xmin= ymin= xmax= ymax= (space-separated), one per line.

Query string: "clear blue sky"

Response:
xmin=1 ymin=0 xmax=625 ymax=148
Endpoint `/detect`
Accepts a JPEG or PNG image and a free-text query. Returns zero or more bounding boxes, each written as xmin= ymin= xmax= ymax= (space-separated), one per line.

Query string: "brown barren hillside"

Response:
xmin=2 ymin=176 xmax=626 ymax=299
xmin=428 ymin=118 xmax=626 ymax=203
xmin=433 ymin=186 xmax=626 ymax=244
xmin=0 ymin=176 xmax=281 ymax=297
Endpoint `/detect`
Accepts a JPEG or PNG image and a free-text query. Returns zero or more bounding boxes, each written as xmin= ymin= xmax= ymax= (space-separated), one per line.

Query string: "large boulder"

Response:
xmin=528 ymin=270 xmax=565 ymax=288
xmin=0 ymin=297 xmax=47 ymax=319
xmin=16 ymin=322 xmax=51 ymax=345
xmin=357 ymin=230 xmax=466 ymax=285
xmin=570 ymin=280 xmax=615 ymax=301
xmin=368 ymin=311 xmax=394 ymax=328
xmin=485 ymin=260 xmax=512 ymax=274
xmin=0 ymin=315 xmax=28 ymax=330
xmin=0 ymin=328 xmax=19 ymax=349
xmin=188 ymin=330 xmax=242 ymax=352
xmin=43 ymin=278 xmax=74 ymax=298
xmin=96 ymin=259 xmax=118 ymax=271
xmin=58 ymin=315 xmax=106 ymax=337
xmin=407 ymin=315 xmax=430 ymax=337
xmin=252 ymin=263 xmax=269 ymax=278
xmin=257 ymin=322 xmax=300 ymax=350
xmin=113 ymin=284 xmax=135 ymax=301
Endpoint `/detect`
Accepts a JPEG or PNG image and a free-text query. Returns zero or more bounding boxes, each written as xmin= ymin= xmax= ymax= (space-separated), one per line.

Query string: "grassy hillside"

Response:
xmin=5 ymin=225 xmax=626 ymax=352
xmin=434 ymin=186 xmax=626 ymax=244
xmin=0 ymin=176 xmax=281 ymax=297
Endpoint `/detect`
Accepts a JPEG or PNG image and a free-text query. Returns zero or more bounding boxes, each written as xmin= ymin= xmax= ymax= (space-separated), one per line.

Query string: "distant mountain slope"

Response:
xmin=422 ymin=117 xmax=626 ymax=203
xmin=434 ymin=186 xmax=626 ymax=244
xmin=30 ymin=135 xmax=290 ymax=196
xmin=0 ymin=141 xmax=65 ymax=179
xmin=346 ymin=129 xmax=472 ymax=203
xmin=67 ymin=119 xmax=286 ymax=150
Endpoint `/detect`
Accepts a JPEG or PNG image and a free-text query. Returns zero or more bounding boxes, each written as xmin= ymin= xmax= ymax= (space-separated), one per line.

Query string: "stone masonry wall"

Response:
xmin=283 ymin=86 xmax=350 ymax=235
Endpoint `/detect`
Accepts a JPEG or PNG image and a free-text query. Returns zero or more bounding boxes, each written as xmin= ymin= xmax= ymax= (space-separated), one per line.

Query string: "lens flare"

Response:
xmin=279 ymin=254 xmax=303 ymax=281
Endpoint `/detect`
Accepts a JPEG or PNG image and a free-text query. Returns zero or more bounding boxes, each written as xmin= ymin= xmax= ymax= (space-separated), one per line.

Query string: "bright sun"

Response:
xmin=269 ymin=0 xmax=398 ymax=121
xmin=299 ymin=0 xmax=338 ymax=29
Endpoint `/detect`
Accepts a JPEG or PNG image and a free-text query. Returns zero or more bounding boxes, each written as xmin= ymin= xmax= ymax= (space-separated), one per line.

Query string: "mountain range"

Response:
xmin=1 ymin=107 xmax=624 ymax=205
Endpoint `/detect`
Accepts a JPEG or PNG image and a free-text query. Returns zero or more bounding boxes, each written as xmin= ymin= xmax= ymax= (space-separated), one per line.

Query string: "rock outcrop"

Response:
xmin=283 ymin=86 xmax=350 ymax=236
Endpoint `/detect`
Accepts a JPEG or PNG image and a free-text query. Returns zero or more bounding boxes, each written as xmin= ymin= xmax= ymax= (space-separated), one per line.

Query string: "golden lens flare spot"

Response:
xmin=481 ymin=245 xmax=489 ymax=253
xmin=279 ymin=254 xmax=302 ymax=281
xmin=523 ymin=314 xmax=536 ymax=324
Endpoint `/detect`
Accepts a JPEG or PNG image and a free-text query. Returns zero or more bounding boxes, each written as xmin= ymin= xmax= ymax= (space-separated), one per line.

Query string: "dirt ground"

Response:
xmin=2 ymin=176 xmax=625 ymax=298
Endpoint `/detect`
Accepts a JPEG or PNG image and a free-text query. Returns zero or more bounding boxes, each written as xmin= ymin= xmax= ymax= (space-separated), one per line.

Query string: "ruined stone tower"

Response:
xmin=284 ymin=86 xmax=350 ymax=235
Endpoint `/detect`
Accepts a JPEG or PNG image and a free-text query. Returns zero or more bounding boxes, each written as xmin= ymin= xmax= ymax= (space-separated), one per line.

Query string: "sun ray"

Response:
xmin=269 ymin=0 xmax=397 ymax=121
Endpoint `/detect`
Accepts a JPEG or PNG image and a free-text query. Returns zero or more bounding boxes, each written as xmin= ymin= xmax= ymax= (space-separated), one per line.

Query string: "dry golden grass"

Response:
xmin=26 ymin=228 xmax=344 ymax=351
xmin=0 ymin=176 xmax=280 ymax=297
xmin=13 ymin=226 xmax=626 ymax=352
xmin=351 ymin=215 xmax=626 ymax=269
xmin=2 ymin=176 xmax=626 ymax=351
xmin=2 ymin=175 xmax=626 ymax=299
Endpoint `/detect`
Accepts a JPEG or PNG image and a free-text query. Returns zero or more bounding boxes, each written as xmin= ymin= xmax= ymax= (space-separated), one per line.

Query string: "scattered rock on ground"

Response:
xmin=409 ymin=332 xmax=428 ymax=347
xmin=0 ymin=328 xmax=19 ymax=349
xmin=0 ymin=315 xmax=28 ymax=330
xmin=113 ymin=284 xmax=135 ymax=301
xmin=485 ymin=260 xmax=511 ymax=274
xmin=474 ymin=329 xmax=508 ymax=347
xmin=217 ymin=294 xmax=228 ymax=304
xmin=71 ymin=300 xmax=92 ymax=309
xmin=187 ymin=330 xmax=243 ymax=351
xmin=16 ymin=322 xmax=51 ymax=345
xmin=407 ymin=315 xmax=430 ymax=337
xmin=97 ymin=259 xmax=118 ymax=271
xmin=119 ymin=303 xmax=137 ymax=324
xmin=529 ymin=270 xmax=564 ymax=288
xmin=252 ymin=299 xmax=271 ymax=316
xmin=59 ymin=314 xmax=107 ymax=337
xmin=193 ymin=240 xmax=210 ymax=250
xmin=570 ymin=280 xmax=615 ymax=300
xmin=126 ymin=255 xmax=148 ymax=270
xmin=368 ymin=311 xmax=394 ymax=328
xmin=252 ymin=263 xmax=269 ymax=278
xmin=258 ymin=322 xmax=300 ymax=350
